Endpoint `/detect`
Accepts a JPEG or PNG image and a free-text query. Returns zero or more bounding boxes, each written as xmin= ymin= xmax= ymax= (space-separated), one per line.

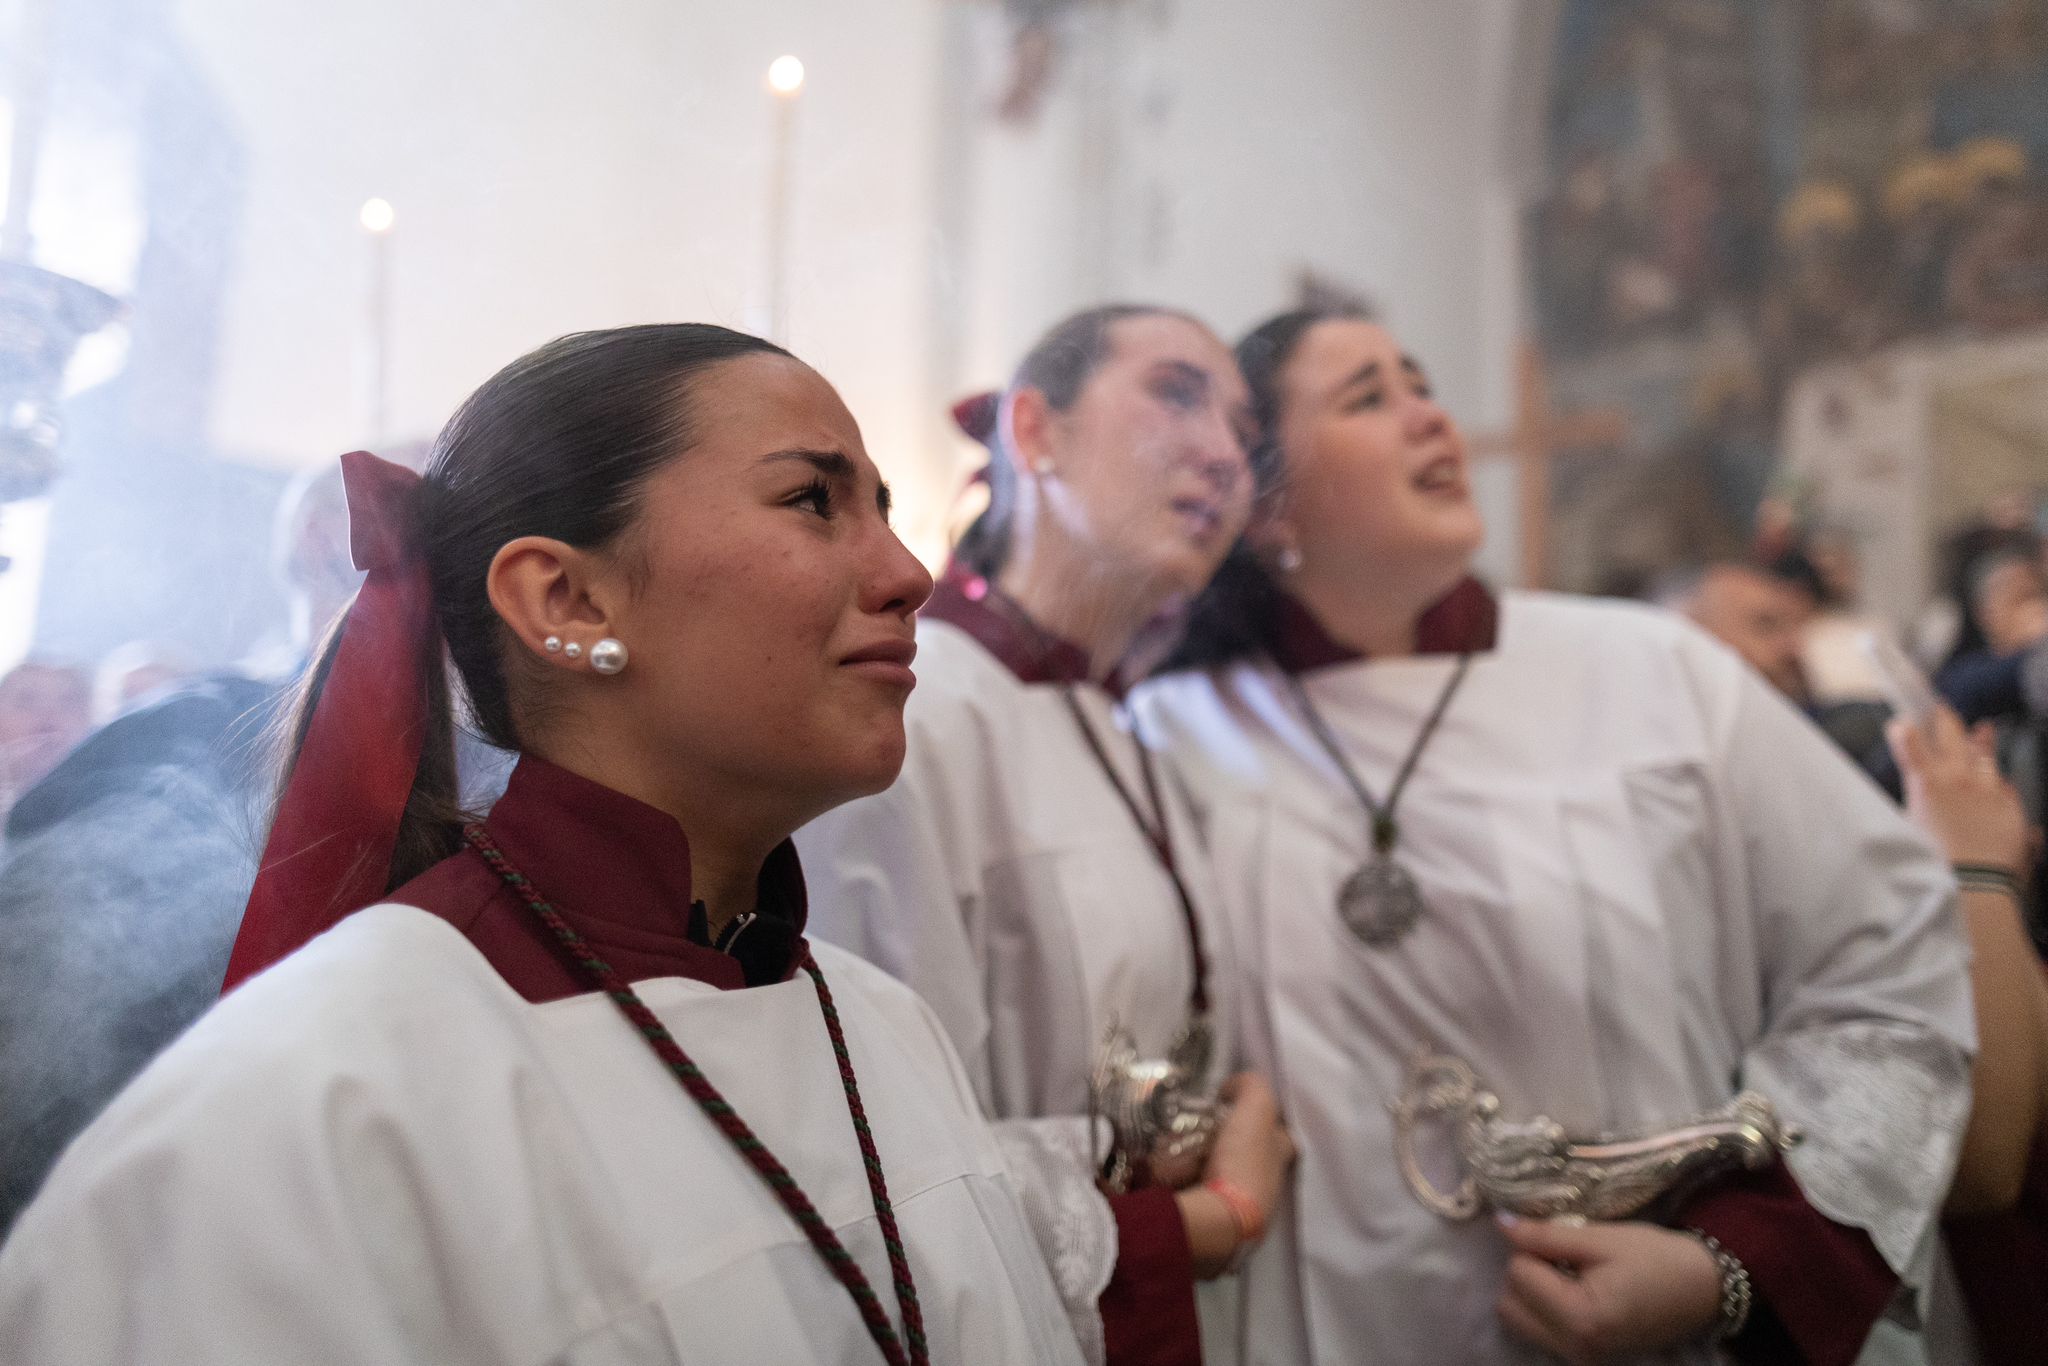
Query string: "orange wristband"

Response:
xmin=1204 ymin=1176 xmax=1267 ymax=1247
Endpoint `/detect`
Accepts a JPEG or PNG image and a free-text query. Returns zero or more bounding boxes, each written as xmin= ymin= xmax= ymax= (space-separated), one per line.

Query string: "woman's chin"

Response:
xmin=837 ymin=735 xmax=910 ymax=800
xmin=1421 ymin=506 xmax=1486 ymax=563
xmin=1138 ymin=546 xmax=1229 ymax=607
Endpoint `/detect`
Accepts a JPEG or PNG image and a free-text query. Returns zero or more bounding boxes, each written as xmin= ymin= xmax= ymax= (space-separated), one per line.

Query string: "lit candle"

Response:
xmin=359 ymin=197 xmax=395 ymax=442
xmin=764 ymin=55 xmax=804 ymax=344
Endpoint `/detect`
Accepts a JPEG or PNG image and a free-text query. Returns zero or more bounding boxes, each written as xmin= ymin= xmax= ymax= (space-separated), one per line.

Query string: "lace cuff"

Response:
xmin=990 ymin=1115 xmax=1117 ymax=1366
xmin=1745 ymin=1020 xmax=1972 ymax=1287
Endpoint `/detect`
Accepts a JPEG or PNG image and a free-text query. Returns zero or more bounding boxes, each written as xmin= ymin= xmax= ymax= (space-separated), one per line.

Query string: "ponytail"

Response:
xmin=230 ymin=325 xmax=792 ymax=990
xmin=271 ymin=601 xmax=465 ymax=900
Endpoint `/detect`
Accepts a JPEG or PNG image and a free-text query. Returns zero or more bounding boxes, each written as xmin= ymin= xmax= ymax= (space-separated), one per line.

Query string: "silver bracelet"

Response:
xmin=1686 ymin=1230 xmax=1753 ymax=1342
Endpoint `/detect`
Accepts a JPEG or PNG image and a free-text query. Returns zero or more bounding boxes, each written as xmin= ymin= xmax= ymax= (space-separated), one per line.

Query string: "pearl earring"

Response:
xmin=1276 ymin=544 xmax=1304 ymax=573
xmin=563 ymin=641 xmax=583 ymax=660
xmin=1030 ymin=456 xmax=1056 ymax=477
xmin=543 ymin=635 xmax=563 ymax=654
xmin=589 ymin=637 xmax=629 ymax=675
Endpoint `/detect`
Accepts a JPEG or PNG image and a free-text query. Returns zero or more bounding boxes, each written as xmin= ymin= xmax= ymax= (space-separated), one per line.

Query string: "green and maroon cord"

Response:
xmin=462 ymin=824 xmax=930 ymax=1366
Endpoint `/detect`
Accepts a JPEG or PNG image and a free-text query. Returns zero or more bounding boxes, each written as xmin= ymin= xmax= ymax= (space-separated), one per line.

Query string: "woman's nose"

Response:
xmin=1192 ymin=410 xmax=1249 ymax=493
xmin=868 ymin=526 xmax=934 ymax=617
xmin=1405 ymin=394 xmax=1451 ymax=443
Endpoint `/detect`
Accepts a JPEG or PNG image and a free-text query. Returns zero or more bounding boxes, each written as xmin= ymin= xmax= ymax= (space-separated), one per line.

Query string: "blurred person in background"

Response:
xmin=5 ymin=461 xmax=366 ymax=853
xmin=1784 ymin=529 xmax=1897 ymax=706
xmin=87 ymin=641 xmax=191 ymax=726
xmin=1664 ymin=560 xmax=1817 ymax=701
xmin=0 ymin=663 xmax=91 ymax=828
xmin=0 ymin=450 xmax=510 ymax=1236
xmin=1933 ymin=535 xmax=2048 ymax=724
xmin=799 ymin=304 xmax=1295 ymax=1365
xmin=1889 ymin=705 xmax=2048 ymax=1366
xmin=1662 ymin=558 xmax=1899 ymax=771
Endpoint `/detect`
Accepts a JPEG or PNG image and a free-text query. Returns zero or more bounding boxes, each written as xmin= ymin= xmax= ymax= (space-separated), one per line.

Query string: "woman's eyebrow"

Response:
xmin=1332 ymin=360 xmax=1381 ymax=396
xmin=760 ymin=448 xmax=855 ymax=479
xmin=1152 ymin=359 xmax=1214 ymax=392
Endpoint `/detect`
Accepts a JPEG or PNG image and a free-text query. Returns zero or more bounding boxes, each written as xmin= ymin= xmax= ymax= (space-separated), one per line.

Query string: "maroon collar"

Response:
xmin=1269 ymin=577 xmax=1500 ymax=673
xmin=391 ymin=754 xmax=808 ymax=999
xmin=925 ymin=564 xmax=1125 ymax=695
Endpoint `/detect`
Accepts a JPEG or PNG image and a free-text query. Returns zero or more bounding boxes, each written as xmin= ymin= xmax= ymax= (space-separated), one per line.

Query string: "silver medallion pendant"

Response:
xmin=1338 ymin=854 xmax=1426 ymax=947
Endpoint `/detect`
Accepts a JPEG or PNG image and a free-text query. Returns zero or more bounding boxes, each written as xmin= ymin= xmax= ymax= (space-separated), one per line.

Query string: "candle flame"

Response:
xmin=767 ymin=55 xmax=805 ymax=96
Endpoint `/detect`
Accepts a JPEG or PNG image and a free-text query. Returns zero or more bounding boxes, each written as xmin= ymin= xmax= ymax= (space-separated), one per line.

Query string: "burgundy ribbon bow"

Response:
xmin=950 ymin=390 xmax=999 ymax=448
xmin=223 ymin=450 xmax=436 ymax=991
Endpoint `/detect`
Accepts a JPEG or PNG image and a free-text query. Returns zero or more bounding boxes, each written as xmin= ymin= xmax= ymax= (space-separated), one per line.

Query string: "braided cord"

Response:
xmin=462 ymin=825 xmax=929 ymax=1366
xmin=1058 ymin=686 xmax=1211 ymax=1014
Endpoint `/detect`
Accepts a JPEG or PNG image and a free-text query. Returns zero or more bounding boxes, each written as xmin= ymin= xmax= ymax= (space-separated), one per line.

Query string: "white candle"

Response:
xmin=359 ymin=197 xmax=395 ymax=442
xmin=764 ymin=56 xmax=804 ymax=344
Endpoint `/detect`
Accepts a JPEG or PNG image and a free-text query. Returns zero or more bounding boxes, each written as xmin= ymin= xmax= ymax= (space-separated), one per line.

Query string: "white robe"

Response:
xmin=1136 ymin=591 xmax=1978 ymax=1366
xmin=797 ymin=616 xmax=1243 ymax=1351
xmin=0 ymin=904 xmax=1087 ymax=1366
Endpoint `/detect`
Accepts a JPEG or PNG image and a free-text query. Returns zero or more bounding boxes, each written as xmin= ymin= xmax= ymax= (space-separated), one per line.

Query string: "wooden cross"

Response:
xmin=1466 ymin=341 xmax=1630 ymax=588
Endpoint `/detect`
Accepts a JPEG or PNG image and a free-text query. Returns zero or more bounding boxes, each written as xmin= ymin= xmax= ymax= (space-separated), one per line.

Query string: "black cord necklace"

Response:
xmin=979 ymin=588 xmax=1209 ymax=1011
xmin=1059 ymin=687 xmax=1213 ymax=1021
xmin=1279 ymin=654 xmax=1473 ymax=947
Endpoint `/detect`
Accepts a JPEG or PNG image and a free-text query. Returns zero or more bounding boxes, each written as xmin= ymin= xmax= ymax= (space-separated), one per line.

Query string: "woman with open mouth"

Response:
xmin=1138 ymin=303 xmax=1977 ymax=1365
xmin=800 ymin=303 xmax=1296 ymax=1366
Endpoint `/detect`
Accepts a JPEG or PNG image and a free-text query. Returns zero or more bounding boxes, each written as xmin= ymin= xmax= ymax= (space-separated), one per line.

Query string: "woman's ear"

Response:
xmin=1004 ymin=387 xmax=1060 ymax=478
xmin=1244 ymin=496 xmax=1302 ymax=574
xmin=486 ymin=536 xmax=617 ymax=665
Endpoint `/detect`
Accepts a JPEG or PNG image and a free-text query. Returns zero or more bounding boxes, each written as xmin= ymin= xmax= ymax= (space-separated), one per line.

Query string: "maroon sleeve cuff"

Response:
xmin=1677 ymin=1161 xmax=1896 ymax=1366
xmin=1100 ymin=1187 xmax=1201 ymax=1366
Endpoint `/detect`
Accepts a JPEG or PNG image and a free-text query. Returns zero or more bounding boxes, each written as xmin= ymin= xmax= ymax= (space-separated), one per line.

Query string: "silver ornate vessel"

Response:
xmin=1393 ymin=1051 xmax=1801 ymax=1222
xmin=1088 ymin=1017 xmax=1220 ymax=1192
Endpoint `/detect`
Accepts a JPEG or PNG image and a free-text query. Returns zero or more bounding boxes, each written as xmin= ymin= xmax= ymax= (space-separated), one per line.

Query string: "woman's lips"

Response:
xmin=1413 ymin=454 xmax=1469 ymax=498
xmin=841 ymin=638 xmax=918 ymax=689
xmin=1171 ymin=496 xmax=1225 ymax=539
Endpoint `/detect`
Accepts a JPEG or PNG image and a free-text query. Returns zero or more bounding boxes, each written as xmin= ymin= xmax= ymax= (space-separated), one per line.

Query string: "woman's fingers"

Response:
xmin=1887 ymin=716 xmax=1929 ymax=774
xmin=1499 ymin=1252 xmax=1593 ymax=1364
xmin=1496 ymin=1274 xmax=1580 ymax=1364
xmin=1970 ymin=720 xmax=2000 ymax=767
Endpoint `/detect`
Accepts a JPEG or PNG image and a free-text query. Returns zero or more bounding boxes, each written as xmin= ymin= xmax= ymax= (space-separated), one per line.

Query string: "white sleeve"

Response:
xmin=986 ymin=1117 xmax=1117 ymax=1366
xmin=1693 ymin=630 xmax=1976 ymax=1287
xmin=834 ymin=948 xmax=1114 ymax=1366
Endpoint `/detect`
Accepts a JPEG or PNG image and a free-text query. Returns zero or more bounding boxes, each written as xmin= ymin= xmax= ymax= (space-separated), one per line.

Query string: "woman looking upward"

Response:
xmin=1140 ymin=305 xmax=1977 ymax=1365
xmin=801 ymin=305 xmax=1296 ymax=1366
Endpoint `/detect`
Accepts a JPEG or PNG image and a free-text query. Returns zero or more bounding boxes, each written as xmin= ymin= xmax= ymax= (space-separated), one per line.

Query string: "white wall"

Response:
xmin=175 ymin=0 xmax=947 ymax=537
xmin=165 ymin=0 xmax=1539 ymax=574
xmin=941 ymin=0 xmax=1544 ymax=583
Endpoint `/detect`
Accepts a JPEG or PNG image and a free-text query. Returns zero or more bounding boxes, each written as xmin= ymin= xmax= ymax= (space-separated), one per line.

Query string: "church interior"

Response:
xmin=10 ymin=1 xmax=2048 ymax=762
xmin=2 ymin=0 xmax=2046 ymax=1361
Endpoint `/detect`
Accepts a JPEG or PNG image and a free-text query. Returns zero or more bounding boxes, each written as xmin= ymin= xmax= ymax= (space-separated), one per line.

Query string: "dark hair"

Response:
xmin=951 ymin=302 xmax=1203 ymax=579
xmin=276 ymin=323 xmax=792 ymax=891
xmin=1762 ymin=546 xmax=1828 ymax=606
xmin=1940 ymin=522 xmax=2043 ymax=664
xmin=1161 ymin=303 xmax=1373 ymax=672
